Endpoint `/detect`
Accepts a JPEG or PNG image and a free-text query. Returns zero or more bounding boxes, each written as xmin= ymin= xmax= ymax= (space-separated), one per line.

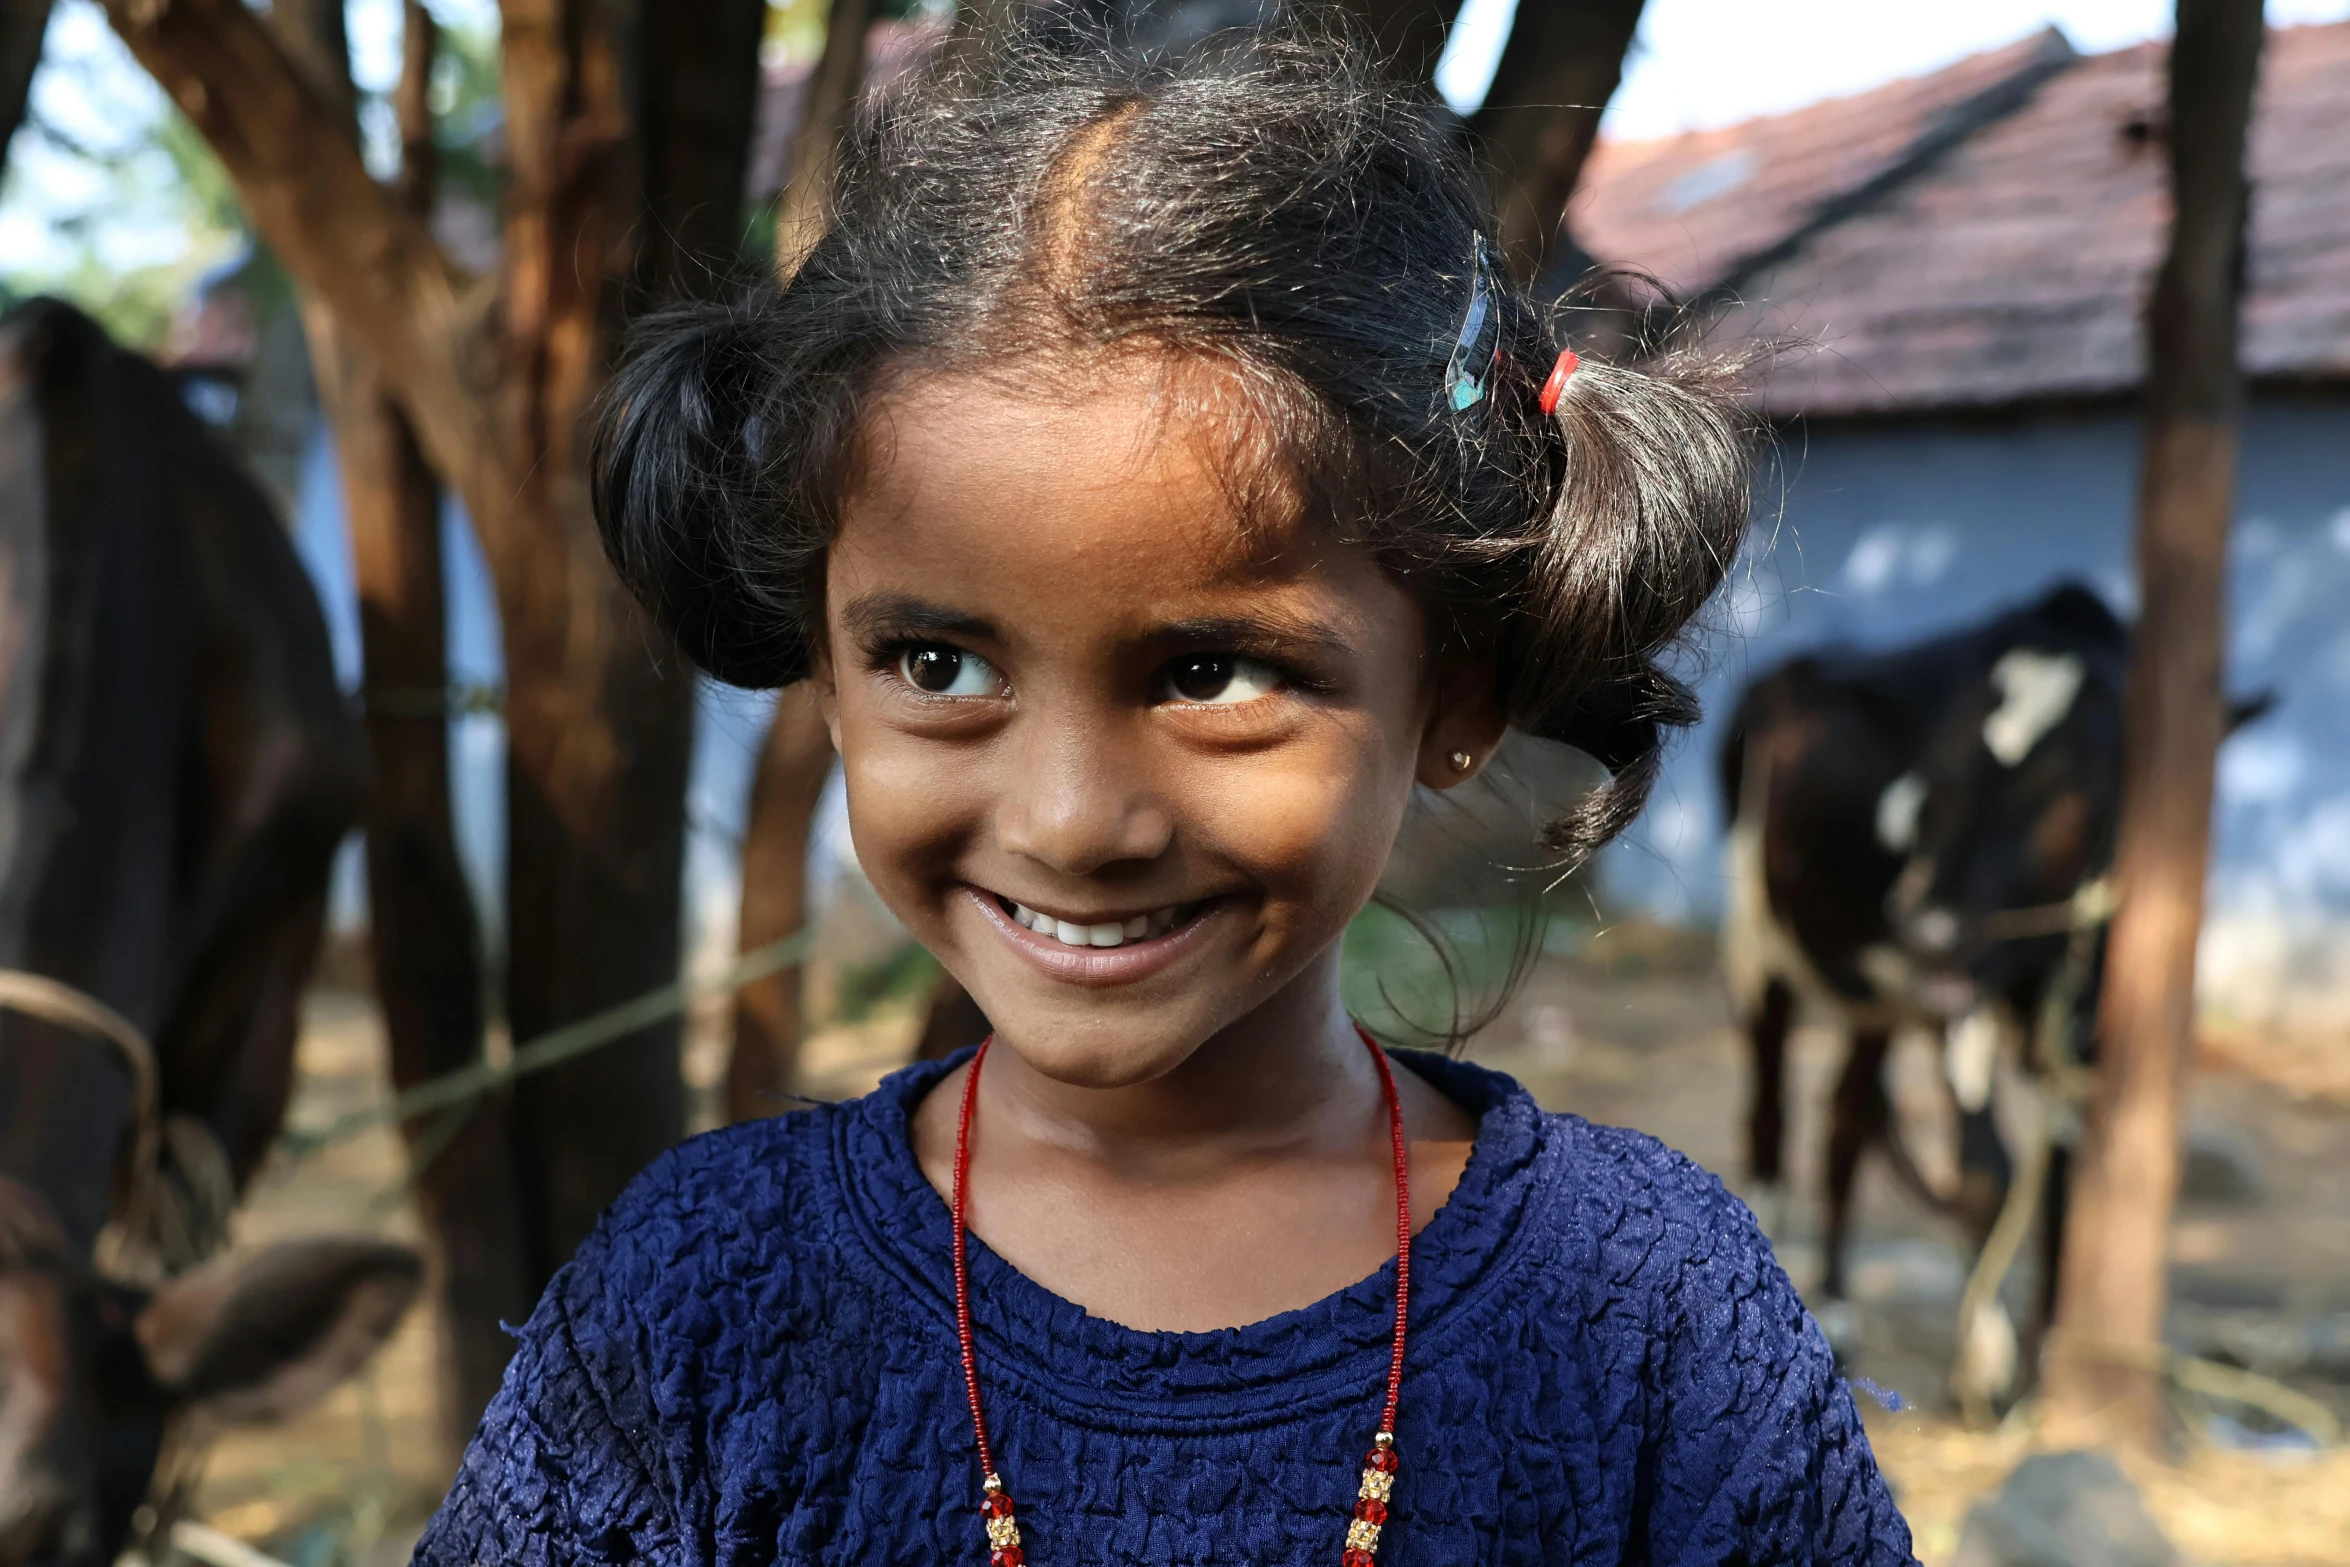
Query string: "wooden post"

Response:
xmin=729 ymin=686 xmax=834 ymax=1120
xmin=2042 ymin=0 xmax=2263 ymax=1450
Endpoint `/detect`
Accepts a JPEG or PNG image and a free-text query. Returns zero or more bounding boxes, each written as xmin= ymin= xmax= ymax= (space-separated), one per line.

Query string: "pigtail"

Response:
xmin=1506 ymin=345 xmax=1758 ymax=867
xmin=590 ymin=295 xmax=813 ymax=689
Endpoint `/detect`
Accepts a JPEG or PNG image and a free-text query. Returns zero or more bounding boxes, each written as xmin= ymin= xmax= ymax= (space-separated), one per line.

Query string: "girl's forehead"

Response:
xmin=827 ymin=370 xmax=1408 ymax=643
xmin=839 ymin=363 xmax=1312 ymax=579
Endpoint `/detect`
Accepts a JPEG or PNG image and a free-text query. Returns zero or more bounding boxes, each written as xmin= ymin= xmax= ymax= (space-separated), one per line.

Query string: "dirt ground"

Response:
xmin=183 ymin=928 xmax=2350 ymax=1567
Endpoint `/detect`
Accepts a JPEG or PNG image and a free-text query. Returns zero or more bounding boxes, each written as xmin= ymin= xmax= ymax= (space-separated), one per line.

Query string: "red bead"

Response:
xmin=1343 ymin=1550 xmax=1378 ymax=1567
xmin=991 ymin=1549 xmax=1025 ymax=1567
xmin=1355 ymin=1498 xmax=1388 ymax=1524
xmin=1366 ymin=1447 xmax=1399 ymax=1473
xmin=981 ymin=1493 xmax=1015 ymax=1519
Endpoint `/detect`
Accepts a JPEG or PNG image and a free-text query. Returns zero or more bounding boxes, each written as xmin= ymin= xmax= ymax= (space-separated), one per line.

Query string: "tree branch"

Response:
xmin=100 ymin=0 xmax=490 ymax=501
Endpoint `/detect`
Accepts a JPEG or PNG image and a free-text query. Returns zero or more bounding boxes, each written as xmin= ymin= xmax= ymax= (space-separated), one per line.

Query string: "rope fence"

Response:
xmin=278 ymin=927 xmax=815 ymax=1158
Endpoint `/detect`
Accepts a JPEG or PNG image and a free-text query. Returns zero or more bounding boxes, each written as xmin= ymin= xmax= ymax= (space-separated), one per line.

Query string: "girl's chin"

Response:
xmin=979 ymin=1024 xmax=1220 ymax=1092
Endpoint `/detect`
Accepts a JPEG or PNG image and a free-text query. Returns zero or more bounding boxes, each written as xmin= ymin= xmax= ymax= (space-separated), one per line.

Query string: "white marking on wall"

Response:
xmin=1982 ymin=650 xmax=2085 ymax=766
xmin=1875 ymin=772 xmax=1928 ymax=853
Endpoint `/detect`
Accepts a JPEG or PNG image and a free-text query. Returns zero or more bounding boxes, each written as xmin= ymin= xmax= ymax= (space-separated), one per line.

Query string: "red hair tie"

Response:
xmin=1538 ymin=349 xmax=1581 ymax=415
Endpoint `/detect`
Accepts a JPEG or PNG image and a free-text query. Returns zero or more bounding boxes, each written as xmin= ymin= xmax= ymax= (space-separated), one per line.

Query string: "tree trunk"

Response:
xmin=729 ymin=686 xmax=833 ymax=1119
xmin=0 ymin=0 xmax=52 ymax=168
xmin=266 ymin=0 xmax=527 ymax=1449
xmin=489 ymin=0 xmax=690 ymax=1284
xmin=2042 ymin=0 xmax=2263 ymax=1451
xmin=491 ymin=0 xmax=765 ymax=1271
xmin=1341 ymin=0 xmax=1462 ymax=86
xmin=1468 ymin=0 xmax=1647 ymax=289
xmin=104 ymin=0 xmax=765 ymax=1318
xmin=640 ymin=0 xmax=771 ymax=302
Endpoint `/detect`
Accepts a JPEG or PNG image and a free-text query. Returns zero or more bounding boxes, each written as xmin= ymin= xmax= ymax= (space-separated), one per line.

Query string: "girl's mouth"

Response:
xmin=965 ymin=887 xmax=1222 ymax=985
xmin=999 ymin=897 xmax=1207 ymax=949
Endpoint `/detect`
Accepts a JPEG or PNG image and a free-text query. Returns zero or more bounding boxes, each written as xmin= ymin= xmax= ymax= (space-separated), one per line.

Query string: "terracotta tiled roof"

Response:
xmin=1572 ymin=22 xmax=2350 ymax=417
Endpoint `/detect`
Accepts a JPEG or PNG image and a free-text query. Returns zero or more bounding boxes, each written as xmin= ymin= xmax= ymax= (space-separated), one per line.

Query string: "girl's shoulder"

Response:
xmin=1403 ymin=1048 xmax=1765 ymax=1270
xmin=1405 ymin=1050 xmax=1802 ymax=1352
xmin=547 ymin=1093 xmax=878 ymax=1352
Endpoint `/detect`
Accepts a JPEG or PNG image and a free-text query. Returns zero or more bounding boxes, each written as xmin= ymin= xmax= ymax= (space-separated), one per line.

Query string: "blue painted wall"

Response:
xmin=1604 ymin=395 xmax=2350 ymax=941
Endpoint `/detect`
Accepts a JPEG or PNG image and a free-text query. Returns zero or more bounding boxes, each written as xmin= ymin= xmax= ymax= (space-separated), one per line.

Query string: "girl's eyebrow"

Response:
xmin=1150 ymin=613 xmax=1353 ymax=657
xmin=843 ymin=592 xmax=1002 ymax=645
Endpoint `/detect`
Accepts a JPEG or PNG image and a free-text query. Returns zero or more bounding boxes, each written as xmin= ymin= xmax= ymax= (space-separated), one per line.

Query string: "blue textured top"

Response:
xmin=414 ymin=1051 xmax=1915 ymax=1566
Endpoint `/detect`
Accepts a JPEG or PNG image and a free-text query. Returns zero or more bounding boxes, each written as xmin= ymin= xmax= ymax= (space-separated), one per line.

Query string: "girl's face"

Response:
xmin=814 ymin=364 xmax=1502 ymax=1089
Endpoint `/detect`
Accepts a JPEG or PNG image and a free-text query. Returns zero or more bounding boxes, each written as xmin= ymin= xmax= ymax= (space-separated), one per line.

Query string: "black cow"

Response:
xmin=1720 ymin=580 xmax=2266 ymax=1401
xmin=1720 ymin=585 xmax=2122 ymax=1382
xmin=0 ymin=299 xmax=420 ymax=1565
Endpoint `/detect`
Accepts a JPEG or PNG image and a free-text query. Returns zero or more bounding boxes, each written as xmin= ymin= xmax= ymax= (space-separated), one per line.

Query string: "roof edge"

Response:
xmin=1698 ymin=26 xmax=2080 ymax=308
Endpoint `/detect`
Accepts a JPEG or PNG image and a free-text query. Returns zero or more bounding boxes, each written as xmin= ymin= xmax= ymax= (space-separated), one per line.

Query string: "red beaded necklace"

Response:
xmin=951 ymin=1029 xmax=1413 ymax=1567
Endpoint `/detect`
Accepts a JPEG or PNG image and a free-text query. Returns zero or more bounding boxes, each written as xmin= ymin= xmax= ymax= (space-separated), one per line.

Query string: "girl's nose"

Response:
xmin=995 ymin=729 xmax=1173 ymax=875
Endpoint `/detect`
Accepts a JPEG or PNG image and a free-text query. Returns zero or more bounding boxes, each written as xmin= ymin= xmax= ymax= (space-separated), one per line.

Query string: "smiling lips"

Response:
xmin=1003 ymin=898 xmax=1204 ymax=949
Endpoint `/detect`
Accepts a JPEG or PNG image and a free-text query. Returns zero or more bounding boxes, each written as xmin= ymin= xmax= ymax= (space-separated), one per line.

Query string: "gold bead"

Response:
xmin=983 ymin=1474 xmax=1003 ymax=1495
xmin=1374 ymin=1430 xmax=1396 ymax=1449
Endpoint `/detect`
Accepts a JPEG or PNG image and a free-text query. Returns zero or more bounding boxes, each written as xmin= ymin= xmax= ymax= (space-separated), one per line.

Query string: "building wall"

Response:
xmin=1604 ymin=392 xmax=2350 ymax=1026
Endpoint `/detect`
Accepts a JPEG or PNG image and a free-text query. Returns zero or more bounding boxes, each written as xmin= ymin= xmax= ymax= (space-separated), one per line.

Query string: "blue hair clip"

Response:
xmin=1444 ymin=235 xmax=1502 ymax=413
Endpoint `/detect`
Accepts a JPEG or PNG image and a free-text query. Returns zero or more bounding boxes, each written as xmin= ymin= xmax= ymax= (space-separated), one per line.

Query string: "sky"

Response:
xmin=1441 ymin=0 xmax=2350 ymax=135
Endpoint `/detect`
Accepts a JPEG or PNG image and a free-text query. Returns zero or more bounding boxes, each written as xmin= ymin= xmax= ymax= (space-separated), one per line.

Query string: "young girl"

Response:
xmin=417 ymin=21 xmax=1913 ymax=1567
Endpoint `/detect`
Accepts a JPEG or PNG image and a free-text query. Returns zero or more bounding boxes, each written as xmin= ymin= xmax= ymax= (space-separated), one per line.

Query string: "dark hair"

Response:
xmin=592 ymin=15 xmax=1755 ymax=868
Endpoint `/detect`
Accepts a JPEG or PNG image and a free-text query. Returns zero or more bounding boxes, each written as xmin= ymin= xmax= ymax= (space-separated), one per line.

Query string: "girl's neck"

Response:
xmin=909 ymin=946 xmax=1480 ymax=1332
xmin=973 ymin=951 xmax=1377 ymax=1178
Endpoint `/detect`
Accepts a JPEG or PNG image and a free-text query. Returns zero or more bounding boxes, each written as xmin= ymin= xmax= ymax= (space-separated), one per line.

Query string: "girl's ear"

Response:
xmin=1415 ymin=643 xmax=1509 ymax=790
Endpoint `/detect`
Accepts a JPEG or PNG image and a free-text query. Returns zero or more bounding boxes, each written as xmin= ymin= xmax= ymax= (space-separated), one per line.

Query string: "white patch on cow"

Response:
xmin=1982 ymin=649 xmax=2085 ymax=766
xmin=1875 ymin=772 xmax=1928 ymax=853
xmin=1947 ymin=1007 xmax=2004 ymax=1113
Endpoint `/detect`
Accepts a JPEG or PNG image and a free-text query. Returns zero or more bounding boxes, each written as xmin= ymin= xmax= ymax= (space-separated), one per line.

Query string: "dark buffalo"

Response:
xmin=0 ymin=299 xmax=419 ymax=1564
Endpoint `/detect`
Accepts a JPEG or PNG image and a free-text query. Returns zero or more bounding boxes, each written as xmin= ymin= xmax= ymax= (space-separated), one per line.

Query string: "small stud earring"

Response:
xmin=1449 ymin=750 xmax=1473 ymax=772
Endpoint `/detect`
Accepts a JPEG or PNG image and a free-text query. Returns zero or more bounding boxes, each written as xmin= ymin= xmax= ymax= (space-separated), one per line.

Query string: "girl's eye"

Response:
xmin=1161 ymin=654 xmax=1283 ymax=706
xmin=897 ymin=645 xmax=1001 ymax=697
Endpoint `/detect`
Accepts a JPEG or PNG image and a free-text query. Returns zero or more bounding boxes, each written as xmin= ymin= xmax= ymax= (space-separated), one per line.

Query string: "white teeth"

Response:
xmin=1001 ymin=898 xmax=1198 ymax=947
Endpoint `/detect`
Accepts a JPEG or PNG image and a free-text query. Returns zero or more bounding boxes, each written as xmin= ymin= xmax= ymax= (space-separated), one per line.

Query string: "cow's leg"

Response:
xmin=1954 ymin=1103 xmax=2015 ymax=1251
xmin=1822 ymin=1027 xmax=1892 ymax=1300
xmin=1746 ymin=977 xmax=1796 ymax=1184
